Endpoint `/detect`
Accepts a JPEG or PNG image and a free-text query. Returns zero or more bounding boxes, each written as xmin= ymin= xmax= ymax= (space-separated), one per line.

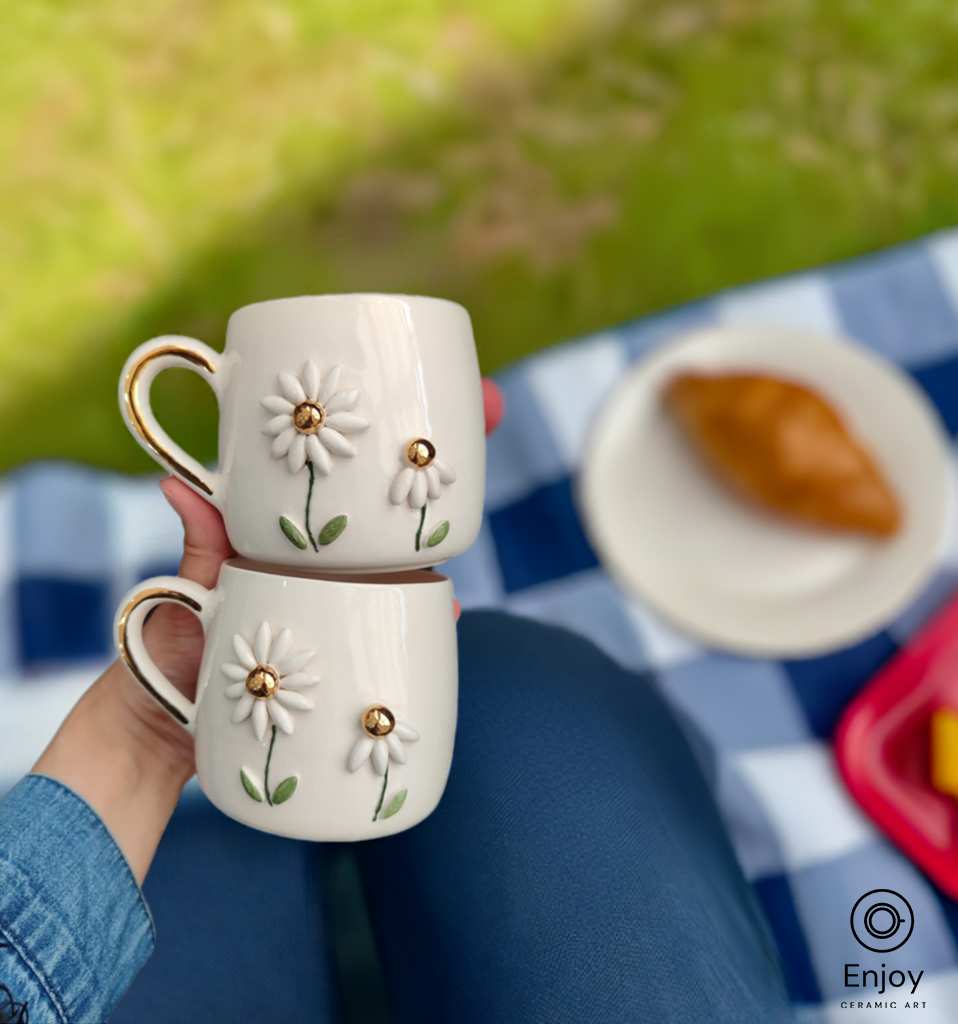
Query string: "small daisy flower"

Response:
xmin=221 ymin=622 xmax=319 ymax=741
xmin=389 ymin=438 xmax=456 ymax=509
xmin=347 ymin=704 xmax=419 ymax=776
xmin=261 ymin=361 xmax=369 ymax=476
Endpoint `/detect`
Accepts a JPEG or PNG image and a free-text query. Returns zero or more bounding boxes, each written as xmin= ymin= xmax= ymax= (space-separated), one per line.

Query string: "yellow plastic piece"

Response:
xmin=930 ymin=708 xmax=958 ymax=797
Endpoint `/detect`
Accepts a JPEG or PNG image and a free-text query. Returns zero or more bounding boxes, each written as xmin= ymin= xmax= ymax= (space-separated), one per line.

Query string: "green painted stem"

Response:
xmin=305 ymin=460 xmax=318 ymax=551
xmin=415 ymin=505 xmax=426 ymax=552
xmin=373 ymin=765 xmax=389 ymax=822
xmin=264 ymin=725 xmax=277 ymax=806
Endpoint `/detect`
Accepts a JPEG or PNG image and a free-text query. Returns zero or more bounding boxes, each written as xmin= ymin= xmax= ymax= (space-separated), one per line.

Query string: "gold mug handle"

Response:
xmin=119 ymin=336 xmax=225 ymax=502
xmin=115 ymin=576 xmax=218 ymax=731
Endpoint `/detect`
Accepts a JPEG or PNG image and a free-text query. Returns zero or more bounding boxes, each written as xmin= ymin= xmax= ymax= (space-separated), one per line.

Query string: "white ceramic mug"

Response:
xmin=115 ymin=560 xmax=458 ymax=841
xmin=120 ymin=295 xmax=485 ymax=571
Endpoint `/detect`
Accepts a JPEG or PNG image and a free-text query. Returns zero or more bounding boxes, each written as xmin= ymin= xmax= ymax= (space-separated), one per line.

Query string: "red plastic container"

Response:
xmin=836 ymin=596 xmax=958 ymax=898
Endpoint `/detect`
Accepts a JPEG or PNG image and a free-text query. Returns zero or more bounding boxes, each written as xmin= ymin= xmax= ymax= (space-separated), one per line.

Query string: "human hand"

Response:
xmin=34 ymin=379 xmax=502 ymax=880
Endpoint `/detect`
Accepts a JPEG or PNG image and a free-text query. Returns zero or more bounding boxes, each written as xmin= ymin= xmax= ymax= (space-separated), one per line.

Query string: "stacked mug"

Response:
xmin=115 ymin=295 xmax=485 ymax=840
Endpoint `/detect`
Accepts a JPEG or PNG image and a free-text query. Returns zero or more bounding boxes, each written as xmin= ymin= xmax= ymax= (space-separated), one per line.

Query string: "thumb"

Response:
xmin=159 ymin=477 xmax=235 ymax=588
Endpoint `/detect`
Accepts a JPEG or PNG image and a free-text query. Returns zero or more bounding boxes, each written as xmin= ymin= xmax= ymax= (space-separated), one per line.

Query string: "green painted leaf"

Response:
xmin=426 ymin=520 xmax=450 ymax=548
xmin=382 ymin=789 xmax=408 ymax=819
xmin=318 ymin=514 xmax=348 ymax=546
xmin=279 ymin=516 xmax=307 ymax=549
xmin=272 ymin=775 xmax=299 ymax=805
xmin=240 ymin=768 xmax=264 ymax=803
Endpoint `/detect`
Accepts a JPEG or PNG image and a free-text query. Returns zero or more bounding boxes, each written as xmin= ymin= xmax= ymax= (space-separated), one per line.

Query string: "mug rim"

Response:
xmin=222 ymin=557 xmax=449 ymax=588
xmin=228 ymin=293 xmax=468 ymax=322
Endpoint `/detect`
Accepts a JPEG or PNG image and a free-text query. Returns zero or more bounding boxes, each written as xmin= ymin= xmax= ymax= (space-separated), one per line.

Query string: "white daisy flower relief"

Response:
xmin=347 ymin=704 xmax=419 ymax=822
xmin=389 ymin=438 xmax=456 ymax=552
xmin=262 ymin=361 xmax=369 ymax=551
xmin=222 ymin=621 xmax=318 ymax=742
xmin=261 ymin=360 xmax=369 ymax=476
xmin=225 ymin=622 xmax=319 ymax=808
xmin=347 ymin=704 xmax=419 ymax=775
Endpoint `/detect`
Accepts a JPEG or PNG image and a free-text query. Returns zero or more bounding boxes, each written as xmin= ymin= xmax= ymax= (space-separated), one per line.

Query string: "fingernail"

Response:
xmin=159 ymin=476 xmax=183 ymax=514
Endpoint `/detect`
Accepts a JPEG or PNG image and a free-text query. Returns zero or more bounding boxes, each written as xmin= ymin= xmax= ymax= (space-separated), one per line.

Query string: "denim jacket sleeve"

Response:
xmin=0 ymin=775 xmax=155 ymax=1023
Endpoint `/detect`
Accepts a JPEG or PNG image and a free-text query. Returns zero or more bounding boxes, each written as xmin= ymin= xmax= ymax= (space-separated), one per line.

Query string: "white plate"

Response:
xmin=578 ymin=326 xmax=953 ymax=657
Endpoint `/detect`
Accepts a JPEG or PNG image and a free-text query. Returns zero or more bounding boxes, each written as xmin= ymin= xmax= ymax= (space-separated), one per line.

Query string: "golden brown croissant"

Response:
xmin=664 ymin=372 xmax=902 ymax=537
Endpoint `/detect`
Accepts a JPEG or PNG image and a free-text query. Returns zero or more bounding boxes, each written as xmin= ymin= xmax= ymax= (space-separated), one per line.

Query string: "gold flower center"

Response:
xmin=405 ymin=438 xmax=436 ymax=468
xmin=293 ymin=401 xmax=325 ymax=434
xmin=362 ymin=704 xmax=396 ymax=737
xmin=246 ymin=665 xmax=279 ymax=700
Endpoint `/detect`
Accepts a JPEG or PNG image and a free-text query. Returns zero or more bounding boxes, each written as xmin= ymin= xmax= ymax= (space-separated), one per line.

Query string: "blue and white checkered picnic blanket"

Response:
xmin=5 ymin=232 xmax=958 ymax=1021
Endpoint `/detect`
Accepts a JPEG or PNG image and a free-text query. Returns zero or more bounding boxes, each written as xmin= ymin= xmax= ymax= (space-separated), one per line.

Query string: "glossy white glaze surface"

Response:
xmin=115 ymin=561 xmax=458 ymax=841
xmin=119 ymin=294 xmax=485 ymax=571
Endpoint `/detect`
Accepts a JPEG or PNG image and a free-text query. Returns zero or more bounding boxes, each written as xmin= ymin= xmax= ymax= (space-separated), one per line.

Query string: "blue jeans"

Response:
xmin=115 ymin=612 xmax=793 ymax=1023
xmin=1 ymin=612 xmax=794 ymax=1022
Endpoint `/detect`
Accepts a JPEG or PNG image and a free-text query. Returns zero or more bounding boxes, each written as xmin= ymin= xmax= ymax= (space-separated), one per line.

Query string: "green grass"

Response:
xmin=3 ymin=0 xmax=958 ymax=473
